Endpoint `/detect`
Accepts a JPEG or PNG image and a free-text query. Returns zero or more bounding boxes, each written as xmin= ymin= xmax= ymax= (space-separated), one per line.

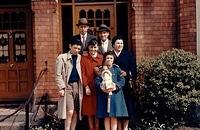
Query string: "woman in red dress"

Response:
xmin=81 ymin=39 xmax=103 ymax=130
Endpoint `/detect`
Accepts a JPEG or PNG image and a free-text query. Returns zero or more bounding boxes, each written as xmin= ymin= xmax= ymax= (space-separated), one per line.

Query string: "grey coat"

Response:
xmin=98 ymin=40 xmax=113 ymax=54
xmin=55 ymin=52 xmax=83 ymax=120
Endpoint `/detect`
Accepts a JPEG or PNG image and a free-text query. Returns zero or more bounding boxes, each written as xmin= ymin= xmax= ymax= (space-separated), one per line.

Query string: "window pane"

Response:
xmin=80 ymin=10 xmax=86 ymax=18
xmin=0 ymin=33 xmax=9 ymax=63
xmin=88 ymin=10 xmax=94 ymax=19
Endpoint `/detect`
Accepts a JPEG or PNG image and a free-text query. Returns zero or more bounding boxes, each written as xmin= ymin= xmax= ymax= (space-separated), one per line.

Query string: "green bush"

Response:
xmin=136 ymin=48 xmax=200 ymax=129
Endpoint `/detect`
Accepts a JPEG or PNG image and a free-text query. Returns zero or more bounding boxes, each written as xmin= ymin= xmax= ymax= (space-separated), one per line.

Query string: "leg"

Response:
xmin=70 ymin=110 xmax=78 ymax=130
xmin=65 ymin=110 xmax=74 ymax=130
xmin=95 ymin=117 xmax=99 ymax=130
xmin=117 ymin=120 xmax=122 ymax=130
xmin=110 ymin=117 xmax=117 ymax=130
xmin=104 ymin=117 xmax=111 ymax=130
xmin=88 ymin=116 xmax=94 ymax=130
xmin=122 ymin=120 xmax=129 ymax=130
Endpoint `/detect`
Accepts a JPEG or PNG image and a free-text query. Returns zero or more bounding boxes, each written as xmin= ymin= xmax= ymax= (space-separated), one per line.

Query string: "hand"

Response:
xmin=85 ymin=86 xmax=91 ymax=95
xmin=108 ymin=84 xmax=116 ymax=92
xmin=120 ymin=70 xmax=127 ymax=77
xmin=58 ymin=89 xmax=65 ymax=97
xmin=103 ymin=84 xmax=116 ymax=94
xmin=94 ymin=67 xmax=101 ymax=75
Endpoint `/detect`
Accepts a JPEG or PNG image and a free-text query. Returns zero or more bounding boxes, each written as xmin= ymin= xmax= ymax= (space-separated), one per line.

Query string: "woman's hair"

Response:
xmin=111 ymin=35 xmax=123 ymax=46
xmin=103 ymin=51 xmax=116 ymax=63
xmin=88 ymin=38 xmax=98 ymax=46
xmin=86 ymin=38 xmax=98 ymax=51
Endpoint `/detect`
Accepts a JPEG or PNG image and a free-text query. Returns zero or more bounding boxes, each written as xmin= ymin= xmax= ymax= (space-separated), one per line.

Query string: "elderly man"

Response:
xmin=97 ymin=24 xmax=113 ymax=54
xmin=73 ymin=18 xmax=96 ymax=52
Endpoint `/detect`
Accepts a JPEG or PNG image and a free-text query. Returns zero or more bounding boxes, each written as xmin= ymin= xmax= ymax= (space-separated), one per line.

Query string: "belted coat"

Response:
xmin=55 ymin=52 xmax=83 ymax=120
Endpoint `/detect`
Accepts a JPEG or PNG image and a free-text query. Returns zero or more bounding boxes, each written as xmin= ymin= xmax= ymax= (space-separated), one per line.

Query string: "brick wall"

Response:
xmin=131 ymin=0 xmax=178 ymax=61
xmin=179 ymin=0 xmax=196 ymax=53
xmin=32 ymin=0 xmax=61 ymax=102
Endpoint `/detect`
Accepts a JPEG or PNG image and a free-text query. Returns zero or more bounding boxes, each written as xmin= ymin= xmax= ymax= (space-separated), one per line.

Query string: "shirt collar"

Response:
xmin=114 ymin=50 xmax=122 ymax=57
xmin=81 ymin=33 xmax=87 ymax=38
xmin=101 ymin=39 xmax=109 ymax=45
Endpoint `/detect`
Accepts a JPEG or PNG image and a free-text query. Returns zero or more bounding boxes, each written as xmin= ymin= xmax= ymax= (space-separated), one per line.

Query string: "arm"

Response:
xmin=95 ymin=75 xmax=104 ymax=93
xmin=80 ymin=56 xmax=89 ymax=87
xmin=113 ymin=67 xmax=125 ymax=92
xmin=55 ymin=55 xmax=66 ymax=90
xmin=128 ymin=52 xmax=137 ymax=79
xmin=81 ymin=56 xmax=91 ymax=95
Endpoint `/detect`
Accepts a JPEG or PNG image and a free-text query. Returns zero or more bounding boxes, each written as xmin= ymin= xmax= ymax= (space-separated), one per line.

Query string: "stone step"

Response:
xmin=0 ymin=107 xmax=26 ymax=122
xmin=0 ymin=121 xmax=25 ymax=130
xmin=0 ymin=106 xmax=32 ymax=130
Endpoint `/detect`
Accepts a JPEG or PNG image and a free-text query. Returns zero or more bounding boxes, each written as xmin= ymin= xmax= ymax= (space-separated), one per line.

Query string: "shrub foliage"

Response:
xmin=137 ymin=49 xmax=200 ymax=129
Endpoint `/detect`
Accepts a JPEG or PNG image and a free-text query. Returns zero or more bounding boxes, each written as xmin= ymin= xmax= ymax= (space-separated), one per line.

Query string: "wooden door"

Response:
xmin=0 ymin=8 xmax=33 ymax=101
xmin=74 ymin=5 xmax=115 ymax=38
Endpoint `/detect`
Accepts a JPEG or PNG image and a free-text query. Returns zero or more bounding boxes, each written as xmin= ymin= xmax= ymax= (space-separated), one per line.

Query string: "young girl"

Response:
xmin=95 ymin=51 xmax=128 ymax=130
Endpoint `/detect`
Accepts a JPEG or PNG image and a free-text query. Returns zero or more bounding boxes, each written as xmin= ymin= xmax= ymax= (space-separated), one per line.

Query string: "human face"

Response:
xmin=69 ymin=44 xmax=81 ymax=55
xmin=104 ymin=55 xmax=114 ymax=67
xmin=88 ymin=44 xmax=98 ymax=56
xmin=98 ymin=31 xmax=109 ymax=42
xmin=113 ymin=39 xmax=124 ymax=52
xmin=78 ymin=25 xmax=89 ymax=35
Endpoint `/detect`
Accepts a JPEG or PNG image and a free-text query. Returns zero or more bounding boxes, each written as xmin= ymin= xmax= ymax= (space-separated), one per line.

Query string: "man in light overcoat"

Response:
xmin=55 ymin=38 xmax=83 ymax=130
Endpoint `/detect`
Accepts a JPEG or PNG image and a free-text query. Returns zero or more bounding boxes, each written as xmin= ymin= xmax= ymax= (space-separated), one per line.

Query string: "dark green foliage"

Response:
xmin=137 ymin=49 xmax=200 ymax=129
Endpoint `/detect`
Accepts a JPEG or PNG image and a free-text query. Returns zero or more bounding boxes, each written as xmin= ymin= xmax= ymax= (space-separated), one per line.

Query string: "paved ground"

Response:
xmin=0 ymin=106 xmax=25 ymax=130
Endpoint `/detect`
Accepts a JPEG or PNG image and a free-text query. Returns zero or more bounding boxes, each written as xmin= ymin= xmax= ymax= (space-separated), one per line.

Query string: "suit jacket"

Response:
xmin=73 ymin=33 xmax=96 ymax=52
xmin=55 ymin=51 xmax=83 ymax=119
xmin=98 ymin=39 xmax=113 ymax=54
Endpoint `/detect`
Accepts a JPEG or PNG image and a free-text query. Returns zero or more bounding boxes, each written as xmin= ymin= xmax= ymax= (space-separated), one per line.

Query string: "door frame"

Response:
xmin=60 ymin=0 xmax=130 ymax=52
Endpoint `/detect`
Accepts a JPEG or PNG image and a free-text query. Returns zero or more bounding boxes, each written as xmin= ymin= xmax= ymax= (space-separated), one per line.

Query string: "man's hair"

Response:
xmin=69 ymin=37 xmax=82 ymax=46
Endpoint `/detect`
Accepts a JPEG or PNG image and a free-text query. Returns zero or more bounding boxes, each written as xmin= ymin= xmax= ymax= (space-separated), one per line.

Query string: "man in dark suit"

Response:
xmin=73 ymin=18 xmax=96 ymax=53
xmin=97 ymin=24 xmax=113 ymax=54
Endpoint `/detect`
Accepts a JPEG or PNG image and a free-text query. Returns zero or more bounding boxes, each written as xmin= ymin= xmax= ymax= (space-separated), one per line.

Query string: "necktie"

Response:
xmin=82 ymin=36 xmax=85 ymax=48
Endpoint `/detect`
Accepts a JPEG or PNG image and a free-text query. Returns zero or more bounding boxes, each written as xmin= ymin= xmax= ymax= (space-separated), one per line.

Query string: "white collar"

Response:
xmin=101 ymin=39 xmax=109 ymax=45
xmin=114 ymin=50 xmax=122 ymax=57
xmin=81 ymin=33 xmax=87 ymax=38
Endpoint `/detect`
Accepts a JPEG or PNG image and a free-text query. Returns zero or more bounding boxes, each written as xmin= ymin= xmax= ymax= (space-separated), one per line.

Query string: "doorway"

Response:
xmin=61 ymin=0 xmax=129 ymax=52
xmin=0 ymin=7 xmax=33 ymax=101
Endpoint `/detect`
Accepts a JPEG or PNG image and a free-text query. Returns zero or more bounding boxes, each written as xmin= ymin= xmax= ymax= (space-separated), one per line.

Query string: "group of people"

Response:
xmin=55 ymin=18 xmax=137 ymax=130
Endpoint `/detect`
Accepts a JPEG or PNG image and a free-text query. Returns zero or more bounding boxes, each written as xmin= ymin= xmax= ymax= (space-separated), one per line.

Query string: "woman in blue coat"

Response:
xmin=95 ymin=51 xmax=128 ymax=130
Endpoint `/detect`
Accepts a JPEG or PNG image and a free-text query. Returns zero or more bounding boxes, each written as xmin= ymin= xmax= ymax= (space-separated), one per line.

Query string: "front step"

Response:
xmin=0 ymin=106 xmax=31 ymax=130
xmin=0 ymin=121 xmax=25 ymax=130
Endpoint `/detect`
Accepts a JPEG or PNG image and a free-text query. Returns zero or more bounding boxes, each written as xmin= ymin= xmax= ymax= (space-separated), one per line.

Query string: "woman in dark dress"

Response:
xmin=111 ymin=36 xmax=137 ymax=130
